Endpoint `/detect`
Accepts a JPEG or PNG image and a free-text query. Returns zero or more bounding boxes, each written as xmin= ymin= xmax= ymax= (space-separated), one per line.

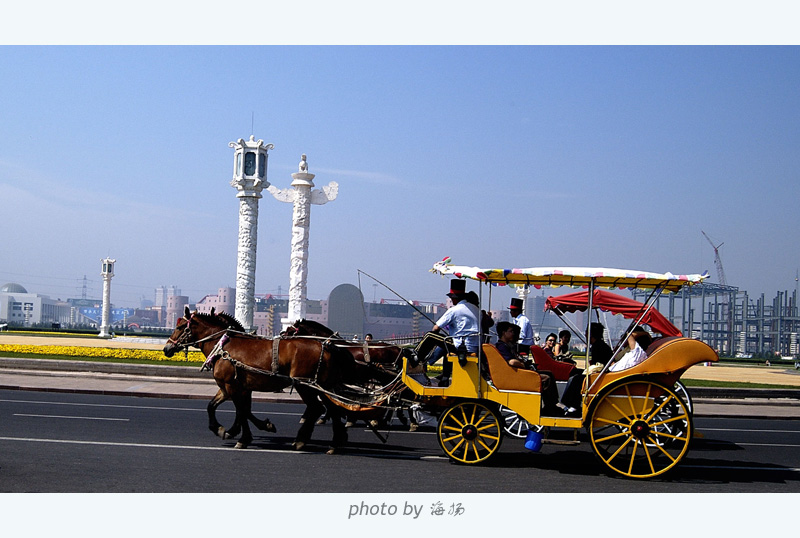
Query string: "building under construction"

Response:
xmin=633 ymin=284 xmax=800 ymax=358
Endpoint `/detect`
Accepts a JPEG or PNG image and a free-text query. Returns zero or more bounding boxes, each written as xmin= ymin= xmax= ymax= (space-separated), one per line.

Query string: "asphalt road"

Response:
xmin=2 ymin=389 xmax=799 ymax=494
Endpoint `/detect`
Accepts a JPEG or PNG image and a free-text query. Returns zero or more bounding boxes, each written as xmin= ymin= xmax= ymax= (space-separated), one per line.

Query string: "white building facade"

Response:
xmin=0 ymin=283 xmax=72 ymax=327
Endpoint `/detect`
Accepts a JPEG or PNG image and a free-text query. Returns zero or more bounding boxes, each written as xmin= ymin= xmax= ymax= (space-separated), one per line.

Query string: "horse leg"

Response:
xmin=244 ymin=391 xmax=276 ymax=433
xmin=407 ymin=408 xmax=419 ymax=432
xmin=221 ymin=383 xmax=242 ymax=440
xmin=315 ymin=409 xmax=330 ymax=425
xmin=207 ymin=389 xmax=229 ymax=438
xmin=299 ymin=395 xmax=324 ymax=425
xmin=293 ymin=386 xmax=325 ymax=451
xmin=232 ymin=392 xmax=253 ymax=449
xmin=326 ymin=402 xmax=349 ymax=455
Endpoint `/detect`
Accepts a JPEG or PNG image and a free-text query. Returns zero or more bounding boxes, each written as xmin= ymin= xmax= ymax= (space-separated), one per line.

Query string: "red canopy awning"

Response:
xmin=544 ymin=289 xmax=682 ymax=337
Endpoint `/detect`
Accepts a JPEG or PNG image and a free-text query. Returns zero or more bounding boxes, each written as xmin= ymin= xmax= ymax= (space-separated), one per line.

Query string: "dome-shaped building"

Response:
xmin=1 ymin=283 xmax=28 ymax=294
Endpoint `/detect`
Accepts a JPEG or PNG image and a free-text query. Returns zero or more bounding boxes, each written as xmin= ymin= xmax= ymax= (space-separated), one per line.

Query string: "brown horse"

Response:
xmin=164 ymin=308 xmax=370 ymax=452
xmin=284 ymin=319 xmax=406 ymax=369
xmin=284 ymin=319 xmax=421 ymax=430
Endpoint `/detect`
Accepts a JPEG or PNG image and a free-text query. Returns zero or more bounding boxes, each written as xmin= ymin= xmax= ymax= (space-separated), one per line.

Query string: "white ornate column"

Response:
xmin=229 ymin=136 xmax=274 ymax=330
xmin=98 ymin=258 xmax=115 ymax=338
xmin=269 ymin=154 xmax=338 ymax=330
xmin=516 ymin=285 xmax=530 ymax=319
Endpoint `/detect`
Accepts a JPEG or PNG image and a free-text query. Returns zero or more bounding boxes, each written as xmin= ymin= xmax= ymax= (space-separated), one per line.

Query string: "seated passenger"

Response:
xmin=588 ymin=322 xmax=613 ymax=366
xmin=553 ymin=330 xmax=576 ymax=365
xmin=609 ymin=327 xmax=653 ymax=372
xmin=542 ymin=333 xmax=557 ymax=357
xmin=495 ymin=321 xmax=529 ymax=369
xmin=495 ymin=322 xmax=560 ymax=415
xmin=466 ymin=291 xmax=495 ymax=343
xmin=561 ymin=327 xmax=654 ymax=416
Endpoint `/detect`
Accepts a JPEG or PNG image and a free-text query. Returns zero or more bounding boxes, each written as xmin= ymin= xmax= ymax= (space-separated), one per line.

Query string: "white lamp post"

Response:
xmin=229 ymin=135 xmax=274 ymax=330
xmin=98 ymin=258 xmax=115 ymax=338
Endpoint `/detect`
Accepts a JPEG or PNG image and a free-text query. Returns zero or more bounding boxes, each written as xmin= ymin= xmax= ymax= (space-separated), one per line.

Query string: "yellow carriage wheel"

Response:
xmin=588 ymin=379 xmax=693 ymax=479
xmin=437 ymin=401 xmax=503 ymax=464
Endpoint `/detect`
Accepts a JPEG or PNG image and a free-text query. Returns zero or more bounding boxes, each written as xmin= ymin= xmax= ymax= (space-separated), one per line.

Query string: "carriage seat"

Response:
xmin=482 ymin=344 xmax=542 ymax=392
xmin=529 ymin=345 xmax=577 ymax=381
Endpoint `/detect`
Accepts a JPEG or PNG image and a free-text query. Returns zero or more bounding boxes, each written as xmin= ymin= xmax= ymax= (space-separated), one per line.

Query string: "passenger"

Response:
xmin=609 ymin=328 xmax=653 ymax=372
xmin=494 ymin=321 xmax=560 ymax=415
xmin=495 ymin=322 xmax=528 ymax=369
xmin=559 ymin=323 xmax=612 ymax=416
xmin=465 ymin=291 xmax=495 ymax=342
xmin=588 ymin=322 xmax=613 ymax=366
xmin=554 ymin=329 xmax=576 ymax=365
xmin=509 ymin=298 xmax=534 ymax=355
xmin=542 ymin=333 xmax=558 ymax=357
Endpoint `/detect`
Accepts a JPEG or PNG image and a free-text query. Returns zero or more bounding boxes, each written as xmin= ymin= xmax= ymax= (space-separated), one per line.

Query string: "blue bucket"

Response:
xmin=524 ymin=429 xmax=543 ymax=452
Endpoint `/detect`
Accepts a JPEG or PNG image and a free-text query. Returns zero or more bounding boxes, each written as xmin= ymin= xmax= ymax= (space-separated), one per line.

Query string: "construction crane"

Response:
xmin=702 ymin=231 xmax=727 ymax=286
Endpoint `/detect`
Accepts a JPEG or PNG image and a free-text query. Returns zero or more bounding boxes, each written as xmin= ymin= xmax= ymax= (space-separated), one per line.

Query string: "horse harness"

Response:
xmin=211 ymin=333 xmax=407 ymax=409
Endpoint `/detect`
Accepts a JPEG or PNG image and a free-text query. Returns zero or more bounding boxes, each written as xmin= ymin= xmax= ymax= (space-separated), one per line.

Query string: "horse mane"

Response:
xmin=293 ymin=319 xmax=337 ymax=337
xmin=194 ymin=310 xmax=246 ymax=332
xmin=216 ymin=311 xmax=246 ymax=332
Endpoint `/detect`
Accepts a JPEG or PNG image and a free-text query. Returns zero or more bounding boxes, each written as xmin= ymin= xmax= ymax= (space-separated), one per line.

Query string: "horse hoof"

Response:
xmin=316 ymin=418 xmax=326 ymax=425
xmin=265 ymin=423 xmax=277 ymax=433
xmin=409 ymin=424 xmax=419 ymax=432
xmin=326 ymin=448 xmax=336 ymax=455
xmin=369 ymin=420 xmax=380 ymax=428
xmin=234 ymin=442 xmax=247 ymax=449
xmin=292 ymin=441 xmax=305 ymax=451
xmin=217 ymin=427 xmax=228 ymax=438
xmin=299 ymin=418 xmax=306 ymax=424
xmin=344 ymin=421 xmax=354 ymax=428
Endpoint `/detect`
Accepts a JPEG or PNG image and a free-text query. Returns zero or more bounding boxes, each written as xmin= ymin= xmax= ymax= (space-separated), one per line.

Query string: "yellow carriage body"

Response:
xmin=402 ymin=336 xmax=718 ymax=426
xmin=399 ymin=260 xmax=718 ymax=476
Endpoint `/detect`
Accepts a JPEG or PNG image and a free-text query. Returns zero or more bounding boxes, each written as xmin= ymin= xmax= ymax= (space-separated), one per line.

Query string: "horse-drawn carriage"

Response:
xmin=163 ymin=259 xmax=717 ymax=479
xmin=398 ymin=259 xmax=717 ymax=478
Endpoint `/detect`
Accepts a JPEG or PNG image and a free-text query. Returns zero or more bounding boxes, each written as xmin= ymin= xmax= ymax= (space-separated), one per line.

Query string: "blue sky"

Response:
xmin=1 ymin=25 xmax=799 ymax=308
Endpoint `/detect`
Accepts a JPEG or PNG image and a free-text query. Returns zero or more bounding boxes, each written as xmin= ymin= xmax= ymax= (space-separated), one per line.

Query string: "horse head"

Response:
xmin=163 ymin=307 xmax=243 ymax=357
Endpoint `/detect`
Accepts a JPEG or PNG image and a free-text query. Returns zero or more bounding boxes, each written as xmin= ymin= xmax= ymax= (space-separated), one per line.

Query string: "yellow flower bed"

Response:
xmin=0 ymin=343 xmax=205 ymax=363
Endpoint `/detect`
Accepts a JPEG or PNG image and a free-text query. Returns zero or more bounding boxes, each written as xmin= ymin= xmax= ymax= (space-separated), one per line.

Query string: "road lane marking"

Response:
xmin=13 ymin=414 xmax=129 ymax=422
xmin=0 ymin=436 xmax=442 ymax=460
xmin=737 ymin=442 xmax=800 ymax=447
xmin=700 ymin=428 xmax=800 ymax=434
xmin=0 ymin=398 xmax=302 ymax=416
xmin=0 ymin=436 xmax=308 ymax=453
xmin=682 ymin=464 xmax=800 ymax=471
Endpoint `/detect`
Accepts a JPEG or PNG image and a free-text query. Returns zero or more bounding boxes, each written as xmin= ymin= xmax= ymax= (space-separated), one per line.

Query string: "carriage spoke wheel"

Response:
xmin=589 ymin=379 xmax=693 ymax=479
xmin=499 ymin=406 xmax=542 ymax=439
xmin=673 ymin=380 xmax=694 ymax=414
xmin=437 ymin=401 xmax=503 ymax=464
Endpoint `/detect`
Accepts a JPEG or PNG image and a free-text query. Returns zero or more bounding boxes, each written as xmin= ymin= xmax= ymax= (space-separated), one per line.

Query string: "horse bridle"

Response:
xmin=167 ymin=312 xmax=226 ymax=353
xmin=166 ymin=313 xmax=196 ymax=351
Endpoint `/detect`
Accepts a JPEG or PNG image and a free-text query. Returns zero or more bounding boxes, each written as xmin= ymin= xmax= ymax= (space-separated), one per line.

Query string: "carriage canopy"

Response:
xmin=544 ymin=289 xmax=682 ymax=337
xmin=430 ymin=258 xmax=708 ymax=293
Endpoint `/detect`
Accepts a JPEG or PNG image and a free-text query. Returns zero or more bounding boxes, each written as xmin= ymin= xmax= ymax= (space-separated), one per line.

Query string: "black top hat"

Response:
xmin=509 ymin=297 xmax=523 ymax=310
xmin=447 ymin=279 xmax=467 ymax=298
